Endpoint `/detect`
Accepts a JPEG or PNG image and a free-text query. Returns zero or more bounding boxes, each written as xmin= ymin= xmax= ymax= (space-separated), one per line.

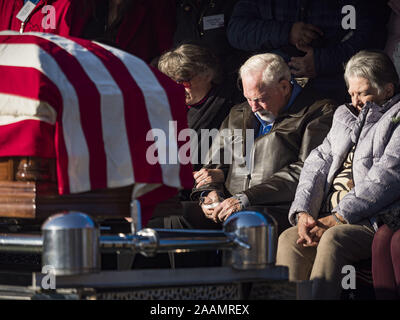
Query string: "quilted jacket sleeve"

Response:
xmin=287 ymin=131 xmax=334 ymax=225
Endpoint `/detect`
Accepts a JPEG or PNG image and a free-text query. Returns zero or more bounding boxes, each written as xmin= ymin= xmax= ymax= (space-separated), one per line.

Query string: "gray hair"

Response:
xmin=239 ymin=53 xmax=291 ymax=87
xmin=158 ymin=44 xmax=221 ymax=84
xmin=344 ymin=50 xmax=399 ymax=94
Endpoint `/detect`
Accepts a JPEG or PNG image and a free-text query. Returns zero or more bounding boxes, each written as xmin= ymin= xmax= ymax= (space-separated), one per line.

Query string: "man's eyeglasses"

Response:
xmin=176 ymin=79 xmax=192 ymax=88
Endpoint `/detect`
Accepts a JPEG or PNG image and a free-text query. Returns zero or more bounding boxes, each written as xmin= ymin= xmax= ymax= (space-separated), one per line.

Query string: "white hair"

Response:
xmin=239 ymin=53 xmax=291 ymax=87
xmin=344 ymin=50 xmax=399 ymax=94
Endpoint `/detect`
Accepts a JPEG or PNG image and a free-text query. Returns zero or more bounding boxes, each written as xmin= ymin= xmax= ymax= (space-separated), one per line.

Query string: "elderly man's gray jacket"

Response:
xmin=289 ymin=93 xmax=400 ymax=228
xmin=193 ymin=84 xmax=336 ymax=214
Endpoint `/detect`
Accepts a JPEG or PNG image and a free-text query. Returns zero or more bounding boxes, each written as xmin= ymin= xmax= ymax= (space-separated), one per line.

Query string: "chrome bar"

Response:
xmin=0 ymin=229 xmax=238 ymax=255
xmin=100 ymin=229 xmax=236 ymax=254
xmin=0 ymin=234 xmax=42 ymax=253
xmin=100 ymin=234 xmax=137 ymax=250
xmin=154 ymin=229 xmax=234 ymax=252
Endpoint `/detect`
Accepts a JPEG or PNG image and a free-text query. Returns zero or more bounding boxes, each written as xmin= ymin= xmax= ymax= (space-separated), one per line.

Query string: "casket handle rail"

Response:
xmin=0 ymin=210 xmax=277 ymax=274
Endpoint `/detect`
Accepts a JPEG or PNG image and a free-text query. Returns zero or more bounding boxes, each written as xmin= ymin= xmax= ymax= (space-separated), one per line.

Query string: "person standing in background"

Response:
xmin=227 ymin=0 xmax=390 ymax=105
xmin=174 ymin=0 xmax=248 ymax=103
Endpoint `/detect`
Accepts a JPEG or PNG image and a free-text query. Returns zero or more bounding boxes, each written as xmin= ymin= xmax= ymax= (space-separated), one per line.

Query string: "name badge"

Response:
xmin=16 ymin=1 xmax=37 ymax=23
xmin=203 ymin=14 xmax=224 ymax=31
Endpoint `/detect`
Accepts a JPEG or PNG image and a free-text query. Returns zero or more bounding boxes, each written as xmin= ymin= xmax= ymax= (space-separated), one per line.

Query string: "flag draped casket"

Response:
xmin=0 ymin=31 xmax=193 ymax=226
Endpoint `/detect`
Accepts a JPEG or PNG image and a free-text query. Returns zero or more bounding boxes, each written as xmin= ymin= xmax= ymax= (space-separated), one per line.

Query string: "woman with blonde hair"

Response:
xmin=158 ymin=44 xmax=237 ymax=171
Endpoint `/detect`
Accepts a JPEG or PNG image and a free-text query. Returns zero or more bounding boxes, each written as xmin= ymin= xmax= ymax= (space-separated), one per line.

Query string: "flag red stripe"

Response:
xmin=0 ymin=35 xmax=108 ymax=191
xmin=55 ymin=120 xmax=70 ymax=194
xmin=0 ymin=65 xmax=62 ymax=115
xmin=137 ymin=185 xmax=179 ymax=227
xmin=0 ymin=120 xmax=55 ymax=158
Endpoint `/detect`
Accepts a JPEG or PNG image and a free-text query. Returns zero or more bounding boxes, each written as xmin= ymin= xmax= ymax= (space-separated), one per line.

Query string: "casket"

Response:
xmin=0 ymin=31 xmax=191 ymax=225
xmin=0 ymin=156 xmax=184 ymax=224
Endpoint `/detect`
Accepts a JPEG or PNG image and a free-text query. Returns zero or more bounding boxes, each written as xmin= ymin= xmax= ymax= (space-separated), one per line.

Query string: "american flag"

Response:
xmin=0 ymin=31 xmax=193 ymax=226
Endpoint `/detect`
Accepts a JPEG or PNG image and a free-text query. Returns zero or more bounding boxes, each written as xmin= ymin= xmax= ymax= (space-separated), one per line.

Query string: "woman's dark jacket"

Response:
xmin=187 ymin=83 xmax=237 ymax=171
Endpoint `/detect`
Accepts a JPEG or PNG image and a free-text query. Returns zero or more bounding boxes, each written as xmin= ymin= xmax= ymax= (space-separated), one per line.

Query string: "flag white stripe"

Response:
xmin=97 ymin=42 xmax=182 ymax=189
xmin=0 ymin=30 xmax=19 ymax=36
xmin=31 ymin=33 xmax=135 ymax=189
xmin=0 ymin=42 xmax=90 ymax=192
xmin=0 ymin=115 xmax=51 ymax=126
xmin=0 ymin=93 xmax=56 ymax=125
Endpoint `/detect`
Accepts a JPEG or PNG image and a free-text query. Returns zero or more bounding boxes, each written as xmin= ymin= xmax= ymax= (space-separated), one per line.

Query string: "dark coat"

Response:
xmin=81 ymin=0 xmax=175 ymax=63
xmin=174 ymin=0 xmax=248 ymax=76
xmin=227 ymin=0 xmax=389 ymax=103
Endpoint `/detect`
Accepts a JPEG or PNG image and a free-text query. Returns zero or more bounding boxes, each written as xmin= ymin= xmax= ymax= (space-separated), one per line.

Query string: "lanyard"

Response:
xmin=16 ymin=0 xmax=41 ymax=33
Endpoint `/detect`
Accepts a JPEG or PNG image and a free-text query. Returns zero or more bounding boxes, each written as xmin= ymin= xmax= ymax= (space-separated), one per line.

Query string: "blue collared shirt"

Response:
xmin=255 ymin=80 xmax=302 ymax=138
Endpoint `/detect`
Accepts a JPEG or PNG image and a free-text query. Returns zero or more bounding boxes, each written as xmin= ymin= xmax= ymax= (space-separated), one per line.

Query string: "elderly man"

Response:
xmin=188 ymin=53 xmax=336 ymax=233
